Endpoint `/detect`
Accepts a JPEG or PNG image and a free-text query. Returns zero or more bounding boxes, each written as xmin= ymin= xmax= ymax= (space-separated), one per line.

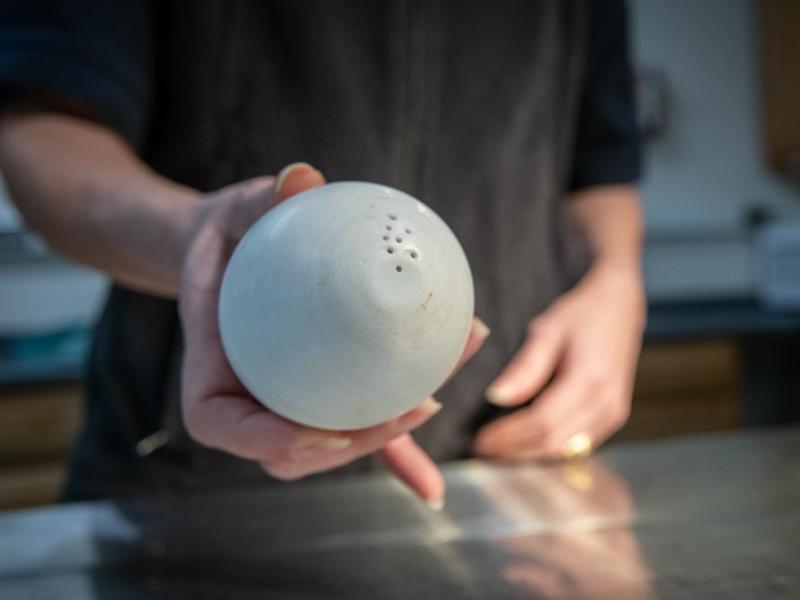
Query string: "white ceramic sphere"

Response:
xmin=219 ymin=181 xmax=474 ymax=430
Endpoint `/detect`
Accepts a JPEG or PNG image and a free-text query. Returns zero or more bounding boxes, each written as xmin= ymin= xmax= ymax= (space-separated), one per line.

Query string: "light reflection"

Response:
xmin=474 ymin=458 xmax=653 ymax=598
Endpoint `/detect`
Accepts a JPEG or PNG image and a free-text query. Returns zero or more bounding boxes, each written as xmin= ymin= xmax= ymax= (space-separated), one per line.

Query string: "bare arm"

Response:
xmin=566 ymin=184 xmax=644 ymax=275
xmin=0 ymin=107 xmax=199 ymax=297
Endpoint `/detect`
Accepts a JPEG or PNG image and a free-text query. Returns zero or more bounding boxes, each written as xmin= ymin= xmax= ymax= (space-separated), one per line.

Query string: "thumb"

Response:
xmin=273 ymin=162 xmax=326 ymax=204
xmin=485 ymin=316 xmax=566 ymax=408
xmin=380 ymin=433 xmax=445 ymax=509
xmin=214 ymin=163 xmax=325 ymax=241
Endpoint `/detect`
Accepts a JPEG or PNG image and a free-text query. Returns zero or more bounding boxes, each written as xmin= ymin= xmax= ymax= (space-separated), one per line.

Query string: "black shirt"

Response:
xmin=0 ymin=1 xmax=641 ymax=500
xmin=0 ymin=0 xmax=640 ymax=189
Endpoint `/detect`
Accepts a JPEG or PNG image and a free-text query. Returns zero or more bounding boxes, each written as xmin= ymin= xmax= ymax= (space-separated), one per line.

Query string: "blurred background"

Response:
xmin=0 ymin=0 xmax=799 ymax=510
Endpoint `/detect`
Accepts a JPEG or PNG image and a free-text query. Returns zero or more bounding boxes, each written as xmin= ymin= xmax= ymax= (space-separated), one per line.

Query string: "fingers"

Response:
xmin=381 ymin=434 xmax=445 ymax=507
xmin=273 ymin=162 xmax=326 ymax=201
xmin=473 ymin=370 xmax=584 ymax=458
xmin=185 ymin=393 xmax=437 ymax=469
xmin=183 ymin=394 xmax=439 ymax=484
xmin=473 ymin=364 xmax=630 ymax=461
xmin=183 ymin=393 xmax=351 ymax=462
xmin=223 ymin=163 xmax=326 ymax=240
xmin=537 ymin=378 xmax=631 ymax=461
xmin=452 ymin=317 xmax=490 ymax=375
xmin=484 ymin=316 xmax=565 ymax=408
xmin=274 ymin=315 xmax=489 ymax=497
xmin=180 ymin=223 xmax=242 ymax=397
xmin=220 ymin=176 xmax=276 ymax=240
xmin=340 ymin=397 xmax=441 ymax=455
xmin=263 ymin=397 xmax=442 ymax=480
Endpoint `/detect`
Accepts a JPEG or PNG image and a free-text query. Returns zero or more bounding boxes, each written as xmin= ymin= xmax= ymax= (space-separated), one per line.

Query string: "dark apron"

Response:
xmin=65 ymin=0 xmax=590 ymax=501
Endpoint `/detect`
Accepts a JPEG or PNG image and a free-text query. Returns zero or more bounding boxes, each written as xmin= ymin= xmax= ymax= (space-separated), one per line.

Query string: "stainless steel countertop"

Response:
xmin=2 ymin=427 xmax=800 ymax=599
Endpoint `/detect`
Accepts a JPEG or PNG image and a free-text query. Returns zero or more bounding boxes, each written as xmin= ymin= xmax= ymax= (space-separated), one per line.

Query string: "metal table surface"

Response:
xmin=1 ymin=427 xmax=800 ymax=599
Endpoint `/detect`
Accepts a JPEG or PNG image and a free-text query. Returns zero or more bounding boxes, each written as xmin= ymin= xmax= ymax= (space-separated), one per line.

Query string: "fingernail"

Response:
xmin=485 ymin=385 xmax=513 ymax=406
xmin=294 ymin=435 xmax=351 ymax=461
xmin=426 ymin=498 xmax=445 ymax=511
xmin=418 ymin=397 xmax=443 ymax=416
xmin=324 ymin=435 xmax=352 ymax=450
xmin=397 ymin=398 xmax=442 ymax=429
xmin=474 ymin=318 xmax=491 ymax=340
xmin=275 ymin=162 xmax=316 ymax=194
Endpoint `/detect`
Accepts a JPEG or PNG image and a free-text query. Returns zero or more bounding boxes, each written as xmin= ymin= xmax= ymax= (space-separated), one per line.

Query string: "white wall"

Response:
xmin=0 ymin=183 xmax=107 ymax=336
xmin=0 ymin=261 xmax=106 ymax=335
xmin=631 ymin=0 xmax=800 ymax=299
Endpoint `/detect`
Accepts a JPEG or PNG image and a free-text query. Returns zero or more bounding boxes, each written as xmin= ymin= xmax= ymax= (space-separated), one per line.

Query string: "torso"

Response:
xmin=67 ymin=0 xmax=589 ymax=501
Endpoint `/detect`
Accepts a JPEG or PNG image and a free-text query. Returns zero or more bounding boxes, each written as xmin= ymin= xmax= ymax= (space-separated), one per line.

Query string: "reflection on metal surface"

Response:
xmin=561 ymin=463 xmax=595 ymax=491
xmin=490 ymin=464 xmax=649 ymax=598
xmin=1 ymin=428 xmax=800 ymax=598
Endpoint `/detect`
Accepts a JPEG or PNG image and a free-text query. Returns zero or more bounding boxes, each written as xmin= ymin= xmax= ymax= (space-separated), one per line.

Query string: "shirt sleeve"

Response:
xmin=569 ymin=0 xmax=642 ymax=191
xmin=0 ymin=0 xmax=152 ymax=147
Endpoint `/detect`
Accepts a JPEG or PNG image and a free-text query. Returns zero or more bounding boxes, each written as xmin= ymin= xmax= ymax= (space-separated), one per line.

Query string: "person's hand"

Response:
xmin=473 ymin=263 xmax=645 ymax=461
xmin=179 ymin=163 xmax=489 ymax=506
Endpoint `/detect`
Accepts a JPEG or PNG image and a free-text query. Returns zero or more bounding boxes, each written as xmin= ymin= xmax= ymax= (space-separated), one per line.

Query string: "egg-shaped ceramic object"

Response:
xmin=219 ymin=181 xmax=474 ymax=430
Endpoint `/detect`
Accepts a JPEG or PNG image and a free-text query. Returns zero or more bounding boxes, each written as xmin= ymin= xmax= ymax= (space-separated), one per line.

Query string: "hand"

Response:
xmin=179 ymin=163 xmax=489 ymax=505
xmin=473 ymin=263 xmax=645 ymax=461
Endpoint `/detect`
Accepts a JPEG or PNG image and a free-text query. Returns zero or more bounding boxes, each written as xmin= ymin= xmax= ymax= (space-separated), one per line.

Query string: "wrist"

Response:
xmin=161 ymin=183 xmax=202 ymax=288
xmin=109 ymin=173 xmax=201 ymax=296
xmin=590 ymin=254 xmax=643 ymax=282
xmin=583 ymin=258 xmax=646 ymax=314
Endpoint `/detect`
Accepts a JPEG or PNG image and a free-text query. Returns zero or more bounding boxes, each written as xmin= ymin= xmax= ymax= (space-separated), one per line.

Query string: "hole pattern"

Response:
xmin=378 ymin=212 xmax=417 ymax=273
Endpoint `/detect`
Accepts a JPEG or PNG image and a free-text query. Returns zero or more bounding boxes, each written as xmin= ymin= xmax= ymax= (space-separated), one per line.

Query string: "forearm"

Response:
xmin=566 ymin=184 xmax=644 ymax=274
xmin=0 ymin=111 xmax=199 ymax=297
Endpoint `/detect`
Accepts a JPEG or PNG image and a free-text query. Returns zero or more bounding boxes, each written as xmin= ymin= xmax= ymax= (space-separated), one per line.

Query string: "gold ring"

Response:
xmin=561 ymin=432 xmax=593 ymax=459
